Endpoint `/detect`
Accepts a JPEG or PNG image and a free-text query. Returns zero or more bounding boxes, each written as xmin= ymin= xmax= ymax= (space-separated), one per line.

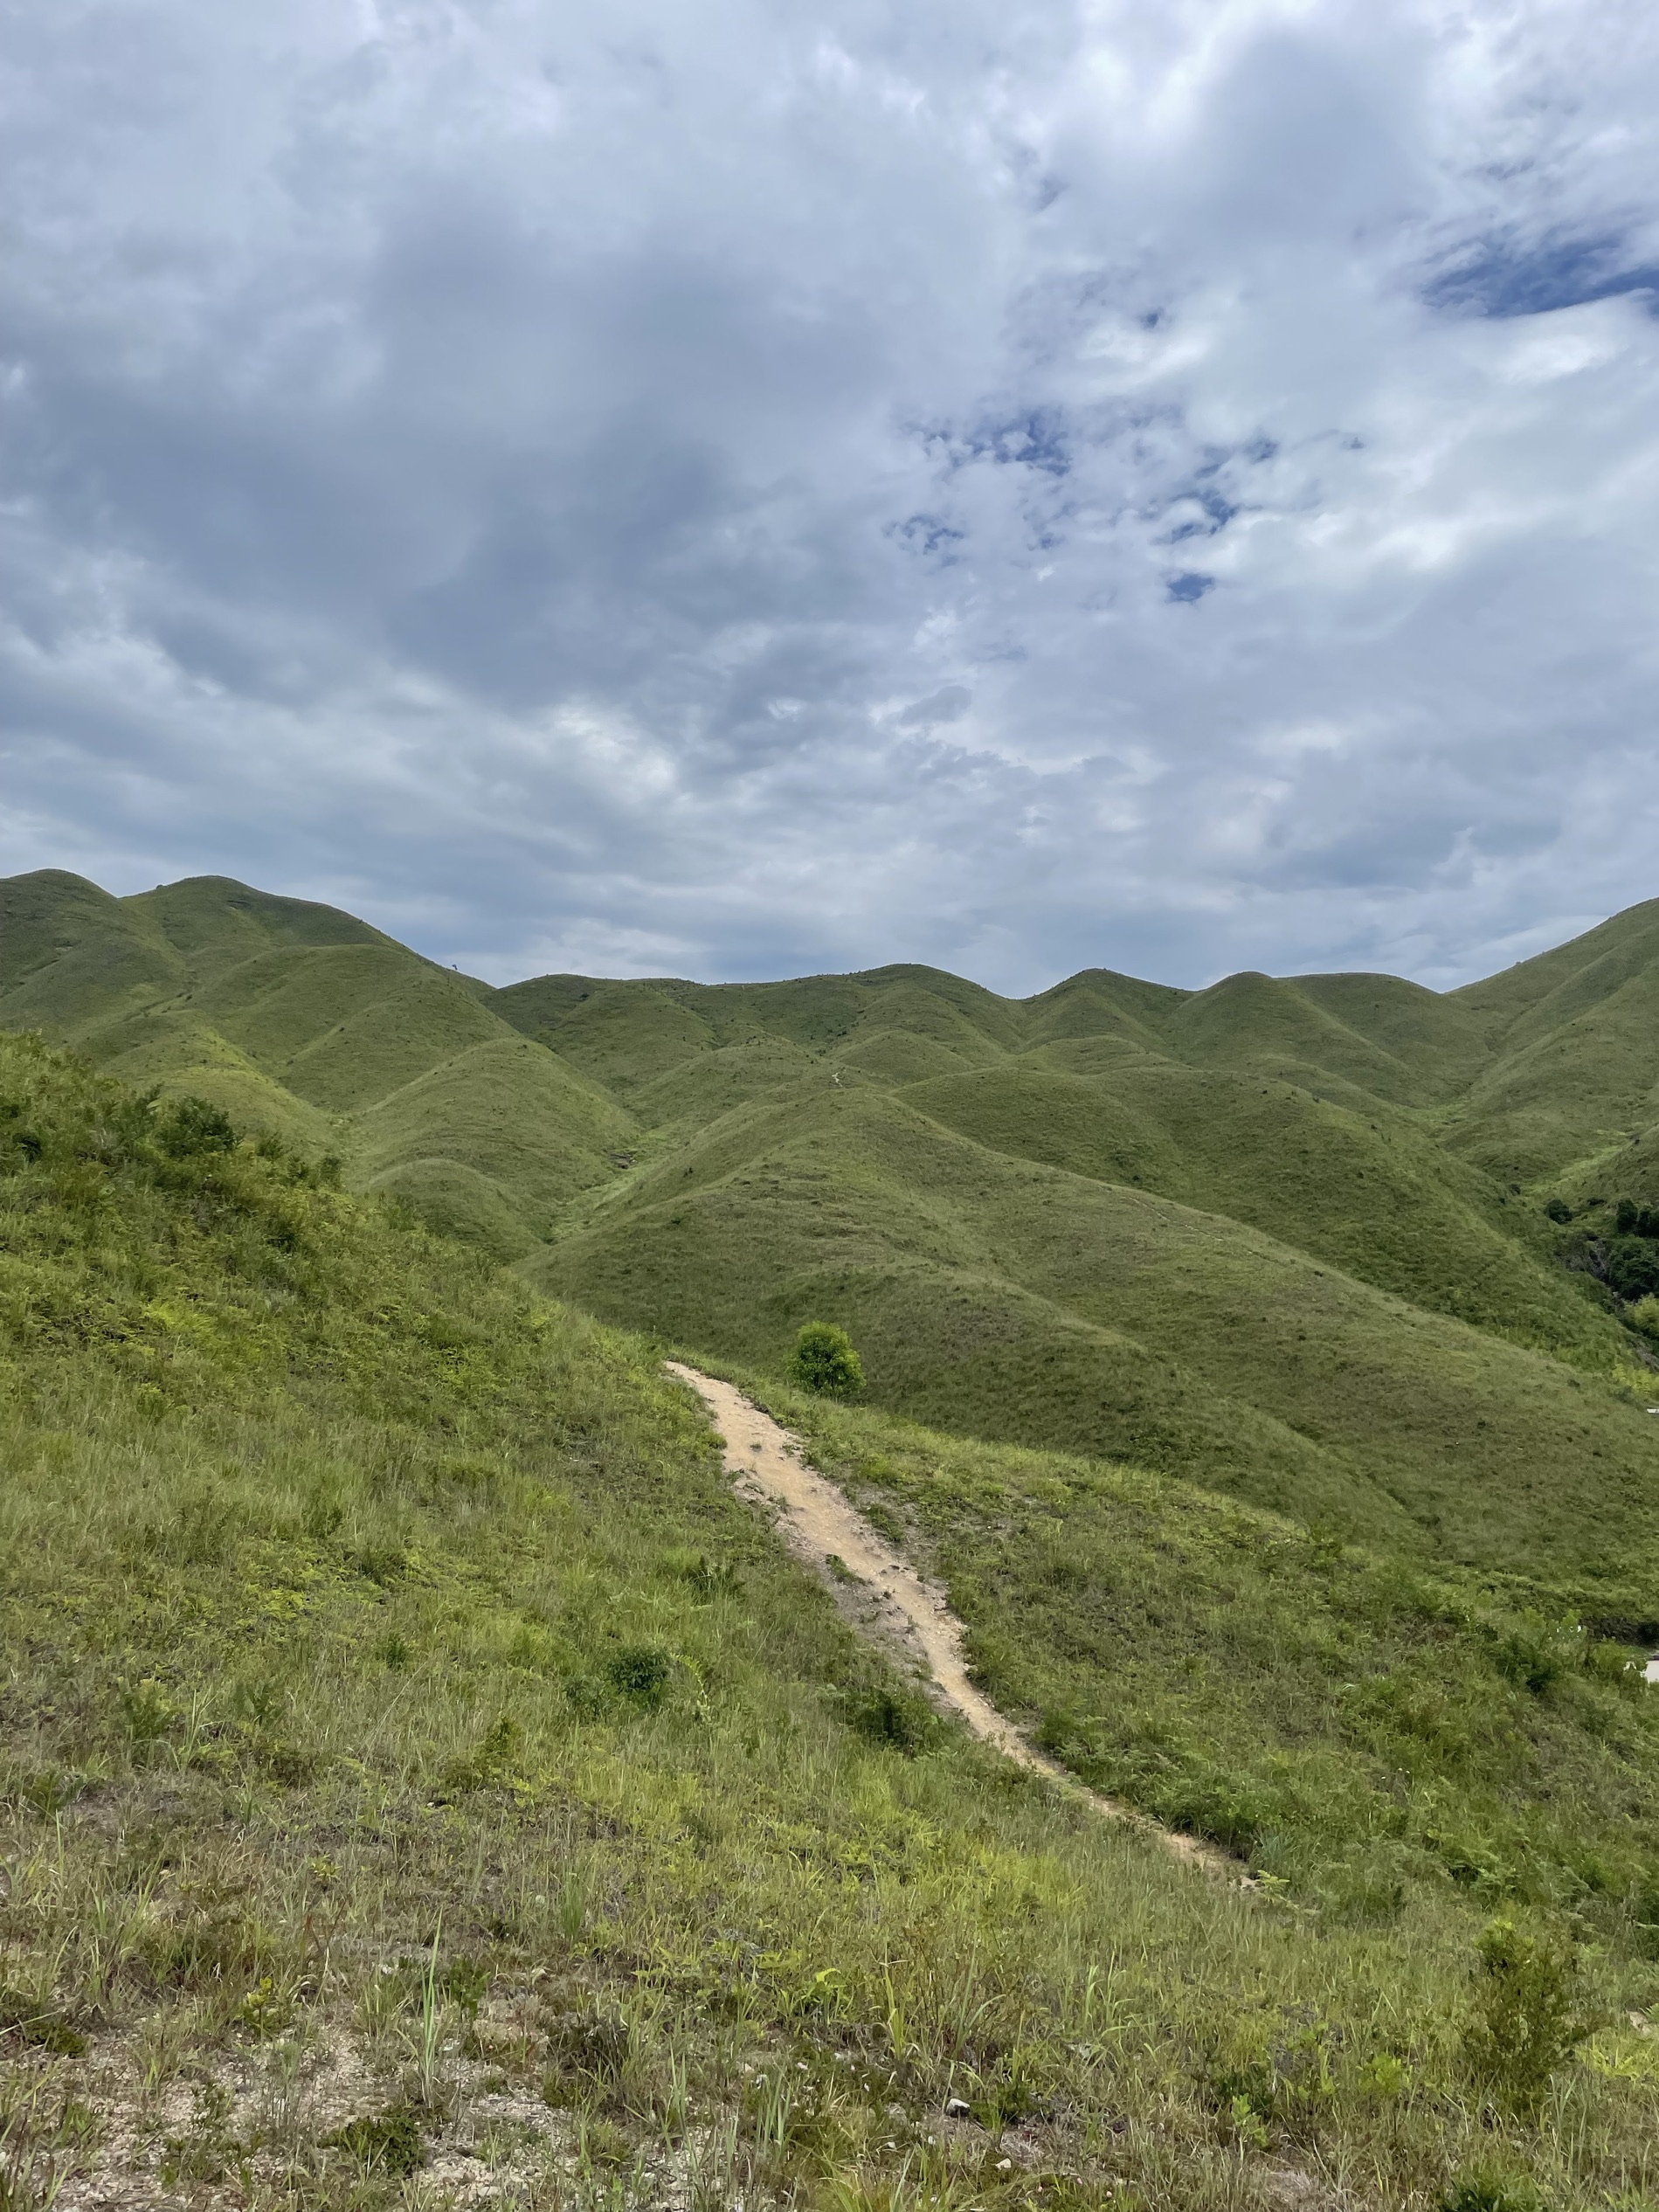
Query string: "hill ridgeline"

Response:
xmin=7 ymin=866 xmax=1659 ymax=1592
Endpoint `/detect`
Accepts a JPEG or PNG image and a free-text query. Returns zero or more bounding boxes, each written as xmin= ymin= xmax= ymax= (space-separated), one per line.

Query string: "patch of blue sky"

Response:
xmin=968 ymin=409 xmax=1070 ymax=476
xmin=1425 ymin=232 xmax=1659 ymax=318
xmin=892 ymin=514 xmax=967 ymax=561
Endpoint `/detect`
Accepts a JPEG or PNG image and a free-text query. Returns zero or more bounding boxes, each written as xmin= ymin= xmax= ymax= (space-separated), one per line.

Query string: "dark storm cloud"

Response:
xmin=3 ymin=0 xmax=1659 ymax=992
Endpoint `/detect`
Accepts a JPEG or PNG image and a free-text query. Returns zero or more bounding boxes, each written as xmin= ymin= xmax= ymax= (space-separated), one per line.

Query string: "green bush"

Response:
xmin=1624 ymin=1293 xmax=1659 ymax=1341
xmin=787 ymin=1321 xmax=865 ymax=1396
xmin=840 ymin=1682 xmax=940 ymax=1755
xmin=1607 ymin=1238 xmax=1659 ymax=1302
xmin=1489 ymin=1612 xmax=1578 ymax=1694
xmin=1462 ymin=1917 xmax=1586 ymax=2112
xmin=325 ymin=2104 xmax=425 ymax=2176
xmin=605 ymin=1644 xmax=672 ymax=1709
xmin=157 ymin=1096 xmax=238 ymax=1159
xmin=1441 ymin=2161 xmax=1546 ymax=2212
xmin=0 ymin=1986 xmax=86 ymax=2056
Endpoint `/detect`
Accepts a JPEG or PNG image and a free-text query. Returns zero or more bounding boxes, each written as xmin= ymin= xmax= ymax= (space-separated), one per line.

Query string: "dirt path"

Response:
xmin=665 ymin=1361 xmax=1229 ymax=1877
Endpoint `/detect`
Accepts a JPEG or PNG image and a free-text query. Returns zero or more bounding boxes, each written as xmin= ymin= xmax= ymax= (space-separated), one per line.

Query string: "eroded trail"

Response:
xmin=665 ymin=1361 xmax=1227 ymax=1876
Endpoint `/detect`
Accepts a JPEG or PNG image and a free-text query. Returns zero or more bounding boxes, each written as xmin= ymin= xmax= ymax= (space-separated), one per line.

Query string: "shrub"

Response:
xmin=157 ymin=1096 xmax=238 ymax=1159
xmin=443 ymin=1715 xmax=523 ymax=1793
xmin=0 ymin=1987 xmax=86 ymax=2056
xmin=1608 ymin=1238 xmax=1659 ymax=1302
xmin=544 ymin=2003 xmax=631 ymax=2100
xmin=605 ymin=1644 xmax=671 ymax=1710
xmin=841 ymin=1682 xmax=939 ymax=1755
xmin=1544 ymin=1196 xmax=1572 ymax=1224
xmin=1441 ymin=2162 xmax=1546 ymax=2212
xmin=325 ymin=2104 xmax=425 ymax=2176
xmin=787 ymin=1321 xmax=865 ymax=1396
xmin=1625 ymin=1294 xmax=1659 ymax=1342
xmin=1462 ymin=1917 xmax=1585 ymax=2112
xmin=1583 ymin=1636 xmax=1641 ymax=1689
xmin=1489 ymin=1613 xmax=1576 ymax=1694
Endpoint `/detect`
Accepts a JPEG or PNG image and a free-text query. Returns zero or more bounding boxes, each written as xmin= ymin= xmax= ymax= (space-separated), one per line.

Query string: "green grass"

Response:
xmin=9 ymin=865 xmax=1659 ymax=1592
xmin=534 ymin=1083 xmax=1659 ymax=1586
xmin=904 ymin=1055 xmax=1613 ymax=1356
xmin=0 ymin=874 xmax=641 ymax=1256
xmin=726 ymin=1369 xmax=1659 ymax=1939
xmin=350 ymin=1038 xmax=637 ymax=1234
xmin=5 ymin=1034 xmax=1659 ymax=2211
xmin=1445 ymin=901 xmax=1659 ymax=1184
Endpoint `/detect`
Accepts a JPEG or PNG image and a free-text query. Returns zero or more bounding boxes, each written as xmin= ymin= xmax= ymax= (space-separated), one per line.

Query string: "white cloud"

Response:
xmin=2 ymin=0 xmax=1657 ymax=992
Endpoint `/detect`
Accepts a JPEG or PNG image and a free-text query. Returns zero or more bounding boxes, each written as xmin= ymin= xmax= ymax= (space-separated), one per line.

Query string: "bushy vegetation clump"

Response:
xmin=4 ymin=1034 xmax=1658 ymax=2209
xmin=787 ymin=1319 xmax=866 ymax=1395
xmin=1608 ymin=1238 xmax=1659 ymax=1303
xmin=1463 ymin=1918 xmax=1586 ymax=2115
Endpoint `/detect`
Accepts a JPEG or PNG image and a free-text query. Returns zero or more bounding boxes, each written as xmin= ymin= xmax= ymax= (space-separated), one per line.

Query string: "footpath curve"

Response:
xmin=665 ymin=1361 xmax=1231 ymax=1878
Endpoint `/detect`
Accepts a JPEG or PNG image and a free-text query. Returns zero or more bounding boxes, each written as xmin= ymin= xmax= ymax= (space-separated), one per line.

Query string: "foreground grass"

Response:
xmin=3 ymin=1037 xmax=1659 ymax=2212
xmin=730 ymin=1371 xmax=1659 ymax=1950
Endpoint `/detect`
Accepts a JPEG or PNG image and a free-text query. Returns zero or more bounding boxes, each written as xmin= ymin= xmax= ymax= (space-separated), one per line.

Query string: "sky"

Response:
xmin=3 ymin=0 xmax=1659 ymax=996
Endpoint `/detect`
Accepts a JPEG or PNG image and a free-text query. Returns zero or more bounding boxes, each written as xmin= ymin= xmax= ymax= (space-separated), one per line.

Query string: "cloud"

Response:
xmin=2 ymin=0 xmax=1658 ymax=993
xmin=897 ymin=686 xmax=972 ymax=728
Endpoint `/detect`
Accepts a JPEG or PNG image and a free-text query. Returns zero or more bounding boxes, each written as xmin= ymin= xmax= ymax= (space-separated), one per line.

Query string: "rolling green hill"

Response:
xmin=1443 ymin=902 xmax=1659 ymax=1185
xmin=6 ymin=866 xmax=1659 ymax=1608
xmin=9 ymin=1031 xmax=1659 ymax=2208
xmin=0 ymin=870 xmax=640 ymax=1243
xmin=530 ymin=1082 xmax=1659 ymax=1588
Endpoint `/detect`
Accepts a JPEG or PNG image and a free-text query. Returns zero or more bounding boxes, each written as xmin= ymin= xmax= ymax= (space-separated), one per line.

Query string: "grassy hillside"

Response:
xmin=0 ymin=872 xmax=638 ymax=1247
xmin=9 ymin=868 xmax=1659 ymax=1603
xmin=532 ymin=1083 xmax=1659 ymax=1586
xmin=5 ymin=1034 xmax=1659 ymax=2211
xmin=1445 ymin=902 xmax=1659 ymax=1185
xmin=732 ymin=1365 xmax=1659 ymax=1946
xmin=905 ymin=1057 xmax=1611 ymax=1356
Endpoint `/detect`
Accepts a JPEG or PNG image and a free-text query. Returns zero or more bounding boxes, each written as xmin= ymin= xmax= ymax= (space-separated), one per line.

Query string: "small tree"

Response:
xmin=787 ymin=1321 xmax=865 ymax=1397
xmin=1462 ymin=1917 xmax=1585 ymax=2113
xmin=157 ymin=1095 xmax=237 ymax=1159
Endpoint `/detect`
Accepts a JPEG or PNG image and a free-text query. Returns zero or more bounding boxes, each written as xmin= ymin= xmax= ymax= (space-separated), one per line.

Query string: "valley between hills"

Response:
xmin=8 ymin=867 xmax=1659 ymax=1588
xmin=5 ymin=864 xmax=1659 ymax=2211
